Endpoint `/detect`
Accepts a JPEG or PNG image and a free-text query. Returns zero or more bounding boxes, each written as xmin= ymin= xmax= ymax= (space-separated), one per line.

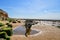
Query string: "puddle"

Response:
xmin=13 ymin=26 xmax=41 ymax=36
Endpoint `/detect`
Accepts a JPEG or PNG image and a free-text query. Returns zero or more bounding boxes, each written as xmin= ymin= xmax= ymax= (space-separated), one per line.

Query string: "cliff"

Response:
xmin=0 ymin=9 xmax=8 ymax=18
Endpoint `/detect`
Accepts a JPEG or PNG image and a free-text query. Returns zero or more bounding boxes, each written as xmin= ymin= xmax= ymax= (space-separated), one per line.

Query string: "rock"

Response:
xmin=0 ymin=9 xmax=9 ymax=20
xmin=0 ymin=9 xmax=8 ymax=18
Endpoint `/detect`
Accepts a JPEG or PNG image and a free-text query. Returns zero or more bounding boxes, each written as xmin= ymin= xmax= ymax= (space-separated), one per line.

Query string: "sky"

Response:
xmin=0 ymin=0 xmax=60 ymax=19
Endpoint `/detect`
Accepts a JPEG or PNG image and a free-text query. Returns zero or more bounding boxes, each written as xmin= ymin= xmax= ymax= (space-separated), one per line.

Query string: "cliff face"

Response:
xmin=0 ymin=9 xmax=8 ymax=18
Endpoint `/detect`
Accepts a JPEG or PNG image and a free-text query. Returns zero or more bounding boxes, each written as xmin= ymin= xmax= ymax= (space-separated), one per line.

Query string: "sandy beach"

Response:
xmin=11 ymin=23 xmax=60 ymax=40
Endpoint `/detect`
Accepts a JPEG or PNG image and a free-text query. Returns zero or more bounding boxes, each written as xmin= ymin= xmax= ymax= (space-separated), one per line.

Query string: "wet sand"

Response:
xmin=13 ymin=26 xmax=40 ymax=35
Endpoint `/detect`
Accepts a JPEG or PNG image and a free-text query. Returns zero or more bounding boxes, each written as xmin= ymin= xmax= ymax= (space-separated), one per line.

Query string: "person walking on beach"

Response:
xmin=25 ymin=20 xmax=34 ymax=37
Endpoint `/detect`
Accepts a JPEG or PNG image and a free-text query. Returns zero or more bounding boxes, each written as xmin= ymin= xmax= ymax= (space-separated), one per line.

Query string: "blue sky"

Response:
xmin=0 ymin=0 xmax=60 ymax=19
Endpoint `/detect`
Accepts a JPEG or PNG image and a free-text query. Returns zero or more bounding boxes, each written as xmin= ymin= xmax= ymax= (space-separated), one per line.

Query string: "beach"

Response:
xmin=11 ymin=23 xmax=60 ymax=40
